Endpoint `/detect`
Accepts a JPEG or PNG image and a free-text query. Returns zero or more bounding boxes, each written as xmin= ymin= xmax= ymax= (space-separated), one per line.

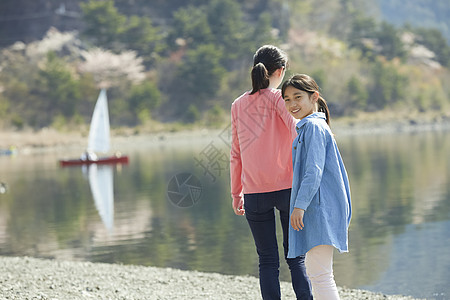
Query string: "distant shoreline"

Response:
xmin=1 ymin=117 xmax=449 ymax=154
xmin=0 ymin=256 xmax=421 ymax=300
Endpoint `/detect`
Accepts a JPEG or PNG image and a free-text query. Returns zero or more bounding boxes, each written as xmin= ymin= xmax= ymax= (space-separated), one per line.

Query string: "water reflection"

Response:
xmin=0 ymin=130 xmax=449 ymax=299
xmin=360 ymin=220 xmax=450 ymax=299
xmin=84 ymin=164 xmax=114 ymax=232
xmin=333 ymin=131 xmax=450 ymax=299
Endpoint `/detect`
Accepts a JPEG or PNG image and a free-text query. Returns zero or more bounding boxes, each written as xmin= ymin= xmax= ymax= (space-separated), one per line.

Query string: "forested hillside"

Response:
xmin=376 ymin=0 xmax=450 ymax=43
xmin=0 ymin=0 xmax=449 ymax=131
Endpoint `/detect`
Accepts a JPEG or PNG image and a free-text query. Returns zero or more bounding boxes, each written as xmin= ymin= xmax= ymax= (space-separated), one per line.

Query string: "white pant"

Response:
xmin=305 ymin=245 xmax=340 ymax=300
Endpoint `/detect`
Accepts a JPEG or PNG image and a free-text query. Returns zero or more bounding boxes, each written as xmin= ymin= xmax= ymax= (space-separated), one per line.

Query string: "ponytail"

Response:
xmin=250 ymin=63 xmax=269 ymax=95
xmin=318 ymin=96 xmax=330 ymax=126
xmin=250 ymin=45 xmax=288 ymax=95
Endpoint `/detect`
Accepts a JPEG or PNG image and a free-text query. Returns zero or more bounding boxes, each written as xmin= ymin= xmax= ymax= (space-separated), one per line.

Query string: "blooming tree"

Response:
xmin=79 ymin=48 xmax=146 ymax=88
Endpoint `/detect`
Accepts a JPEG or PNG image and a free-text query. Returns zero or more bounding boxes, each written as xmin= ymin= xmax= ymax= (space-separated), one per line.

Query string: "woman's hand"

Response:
xmin=232 ymin=197 xmax=245 ymax=216
xmin=291 ymin=208 xmax=305 ymax=231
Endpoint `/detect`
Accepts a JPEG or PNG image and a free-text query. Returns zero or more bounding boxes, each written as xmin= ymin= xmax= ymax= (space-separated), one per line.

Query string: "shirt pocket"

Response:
xmin=318 ymin=187 xmax=321 ymax=205
xmin=308 ymin=188 xmax=321 ymax=211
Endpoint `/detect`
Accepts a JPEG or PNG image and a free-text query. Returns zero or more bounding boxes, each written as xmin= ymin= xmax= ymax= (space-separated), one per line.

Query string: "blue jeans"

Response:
xmin=244 ymin=189 xmax=313 ymax=300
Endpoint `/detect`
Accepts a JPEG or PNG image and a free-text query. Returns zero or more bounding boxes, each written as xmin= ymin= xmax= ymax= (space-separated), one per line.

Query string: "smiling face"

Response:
xmin=283 ymin=85 xmax=318 ymax=120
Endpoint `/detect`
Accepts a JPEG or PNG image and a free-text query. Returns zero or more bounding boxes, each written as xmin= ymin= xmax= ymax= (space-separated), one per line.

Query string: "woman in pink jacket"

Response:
xmin=230 ymin=45 xmax=312 ymax=300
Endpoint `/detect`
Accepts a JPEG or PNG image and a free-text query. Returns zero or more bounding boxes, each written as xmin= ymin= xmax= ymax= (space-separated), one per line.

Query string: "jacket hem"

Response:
xmin=243 ymin=182 xmax=293 ymax=195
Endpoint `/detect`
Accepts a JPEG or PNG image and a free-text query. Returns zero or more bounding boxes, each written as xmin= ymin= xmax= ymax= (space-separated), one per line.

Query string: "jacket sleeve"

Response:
xmin=294 ymin=122 xmax=327 ymax=210
xmin=275 ymin=93 xmax=298 ymax=140
xmin=230 ymin=103 xmax=243 ymax=205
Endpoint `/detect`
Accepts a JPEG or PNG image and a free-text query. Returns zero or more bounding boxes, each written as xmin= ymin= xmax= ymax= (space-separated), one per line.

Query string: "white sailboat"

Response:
xmin=87 ymin=89 xmax=110 ymax=155
xmin=60 ymin=89 xmax=128 ymax=166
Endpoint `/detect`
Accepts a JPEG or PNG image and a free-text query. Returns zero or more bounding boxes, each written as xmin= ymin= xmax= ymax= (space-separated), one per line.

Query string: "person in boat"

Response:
xmin=0 ymin=182 xmax=7 ymax=194
xmin=80 ymin=150 xmax=98 ymax=161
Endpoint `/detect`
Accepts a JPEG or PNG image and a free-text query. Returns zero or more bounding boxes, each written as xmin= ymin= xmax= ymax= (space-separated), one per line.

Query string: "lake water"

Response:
xmin=0 ymin=129 xmax=449 ymax=300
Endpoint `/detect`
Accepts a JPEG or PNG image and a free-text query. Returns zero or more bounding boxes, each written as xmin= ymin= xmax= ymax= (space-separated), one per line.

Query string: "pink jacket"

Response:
xmin=230 ymin=88 xmax=297 ymax=206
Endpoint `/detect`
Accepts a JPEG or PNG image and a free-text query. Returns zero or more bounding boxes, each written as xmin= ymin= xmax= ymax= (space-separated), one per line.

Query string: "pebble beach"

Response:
xmin=0 ymin=256 xmax=421 ymax=300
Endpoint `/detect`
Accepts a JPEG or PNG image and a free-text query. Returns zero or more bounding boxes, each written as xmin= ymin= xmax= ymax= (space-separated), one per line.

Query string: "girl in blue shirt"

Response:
xmin=282 ymin=74 xmax=352 ymax=300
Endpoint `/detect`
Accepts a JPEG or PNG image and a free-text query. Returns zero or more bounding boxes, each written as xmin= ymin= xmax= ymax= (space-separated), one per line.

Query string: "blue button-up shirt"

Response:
xmin=287 ymin=112 xmax=352 ymax=258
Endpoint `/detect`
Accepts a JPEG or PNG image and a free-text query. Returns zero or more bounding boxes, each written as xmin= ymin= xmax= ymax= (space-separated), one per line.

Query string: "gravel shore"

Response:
xmin=0 ymin=256 xmax=421 ymax=300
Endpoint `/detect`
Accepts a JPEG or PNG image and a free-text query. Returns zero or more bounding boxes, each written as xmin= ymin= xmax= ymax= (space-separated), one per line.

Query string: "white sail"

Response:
xmin=87 ymin=89 xmax=110 ymax=153
xmin=88 ymin=164 xmax=114 ymax=232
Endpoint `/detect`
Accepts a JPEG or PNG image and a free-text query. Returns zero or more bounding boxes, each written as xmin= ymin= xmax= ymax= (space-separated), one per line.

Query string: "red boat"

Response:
xmin=59 ymin=154 xmax=129 ymax=167
xmin=59 ymin=89 xmax=130 ymax=168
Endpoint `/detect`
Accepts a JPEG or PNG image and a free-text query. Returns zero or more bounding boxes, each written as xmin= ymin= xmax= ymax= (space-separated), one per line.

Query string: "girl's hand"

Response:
xmin=232 ymin=198 xmax=245 ymax=216
xmin=291 ymin=208 xmax=305 ymax=231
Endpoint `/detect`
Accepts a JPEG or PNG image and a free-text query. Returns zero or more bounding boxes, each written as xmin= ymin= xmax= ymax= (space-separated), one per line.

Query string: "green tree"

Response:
xmin=176 ymin=44 xmax=226 ymax=105
xmin=205 ymin=104 xmax=226 ymax=128
xmin=206 ymin=0 xmax=251 ymax=61
xmin=35 ymin=52 xmax=81 ymax=125
xmin=0 ymin=49 xmax=37 ymax=127
xmin=128 ymin=81 xmax=162 ymax=124
xmin=252 ymin=12 xmax=276 ymax=49
xmin=328 ymin=0 xmax=355 ymax=39
xmin=348 ymin=14 xmax=378 ymax=59
xmin=81 ymin=0 xmax=126 ymax=49
xmin=311 ymin=69 xmax=326 ymax=90
xmin=1 ymin=79 xmax=29 ymax=128
xmin=347 ymin=75 xmax=368 ymax=110
xmin=121 ymin=16 xmax=164 ymax=65
xmin=349 ymin=16 xmax=406 ymax=61
xmin=169 ymin=6 xmax=213 ymax=47
xmin=414 ymin=27 xmax=450 ymax=67
xmin=368 ymin=60 xmax=408 ymax=110
xmin=376 ymin=22 xmax=406 ymax=60
xmin=185 ymin=104 xmax=200 ymax=123
xmin=0 ymin=95 xmax=9 ymax=120
xmin=81 ymin=0 xmax=163 ymax=66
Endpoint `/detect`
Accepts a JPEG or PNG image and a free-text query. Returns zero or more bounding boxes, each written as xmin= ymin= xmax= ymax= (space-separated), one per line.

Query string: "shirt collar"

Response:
xmin=295 ymin=112 xmax=326 ymax=133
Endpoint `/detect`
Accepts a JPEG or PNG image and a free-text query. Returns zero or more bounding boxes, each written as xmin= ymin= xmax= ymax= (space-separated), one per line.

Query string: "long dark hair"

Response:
xmin=281 ymin=74 xmax=331 ymax=125
xmin=250 ymin=45 xmax=288 ymax=95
